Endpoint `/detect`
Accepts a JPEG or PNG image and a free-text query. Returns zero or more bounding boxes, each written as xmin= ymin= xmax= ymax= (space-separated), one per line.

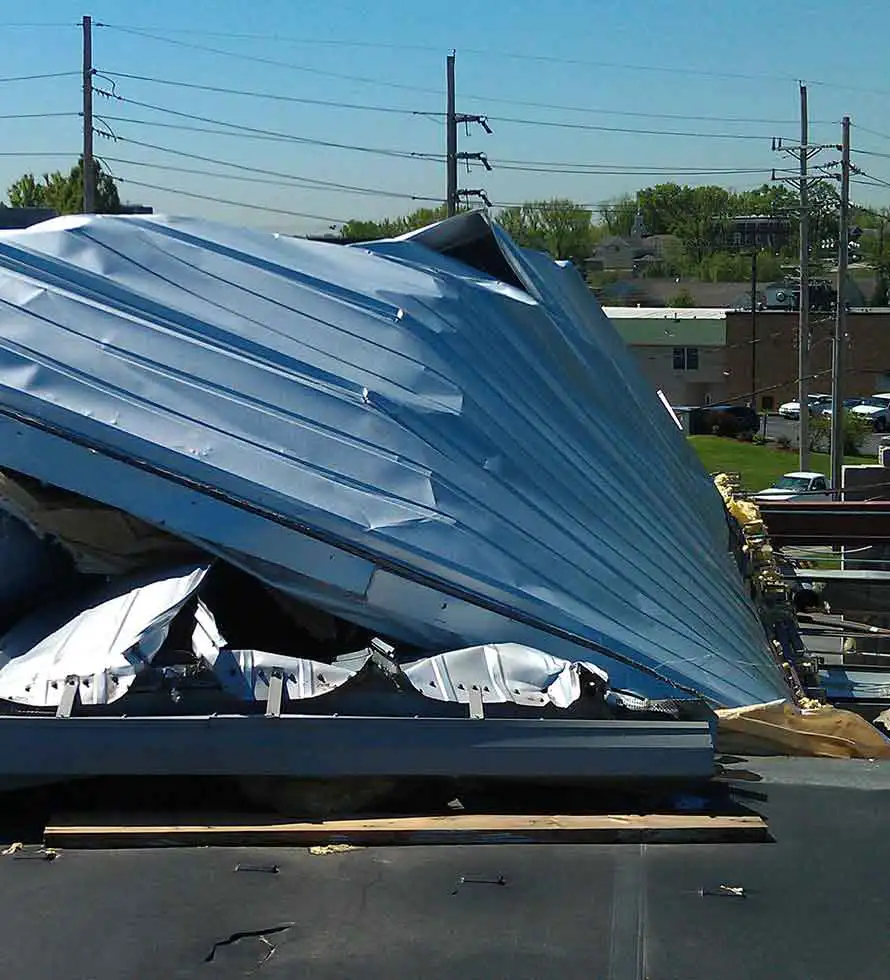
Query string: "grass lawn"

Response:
xmin=688 ymin=435 xmax=871 ymax=491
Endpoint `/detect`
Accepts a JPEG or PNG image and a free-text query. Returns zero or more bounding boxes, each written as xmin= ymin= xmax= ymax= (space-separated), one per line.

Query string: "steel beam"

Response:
xmin=0 ymin=715 xmax=714 ymax=781
xmin=759 ymin=500 xmax=890 ymax=546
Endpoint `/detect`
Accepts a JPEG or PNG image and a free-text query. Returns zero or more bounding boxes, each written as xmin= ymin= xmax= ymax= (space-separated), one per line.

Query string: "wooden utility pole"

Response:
xmin=830 ymin=115 xmax=851 ymax=494
xmin=446 ymin=52 xmax=457 ymax=216
xmin=798 ymin=84 xmax=811 ymax=469
xmin=82 ymin=14 xmax=95 ymax=213
xmin=750 ymin=251 xmax=757 ymax=406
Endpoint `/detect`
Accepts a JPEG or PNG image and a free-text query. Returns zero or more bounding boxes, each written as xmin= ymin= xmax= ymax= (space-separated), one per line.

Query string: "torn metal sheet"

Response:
xmin=402 ymin=643 xmax=608 ymax=708
xmin=0 ymin=211 xmax=790 ymax=706
xmin=190 ymin=599 xmax=366 ymax=702
xmin=207 ymin=649 xmax=363 ymax=703
xmin=0 ymin=563 xmax=209 ymax=706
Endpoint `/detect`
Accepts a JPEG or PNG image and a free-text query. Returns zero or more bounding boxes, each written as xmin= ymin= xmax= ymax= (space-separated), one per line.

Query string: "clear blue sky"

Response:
xmin=3 ymin=0 xmax=890 ymax=233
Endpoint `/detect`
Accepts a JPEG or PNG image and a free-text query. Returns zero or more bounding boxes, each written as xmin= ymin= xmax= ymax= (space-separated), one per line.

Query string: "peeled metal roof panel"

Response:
xmin=0 ymin=563 xmax=209 ymax=706
xmin=0 ymin=212 xmax=790 ymax=706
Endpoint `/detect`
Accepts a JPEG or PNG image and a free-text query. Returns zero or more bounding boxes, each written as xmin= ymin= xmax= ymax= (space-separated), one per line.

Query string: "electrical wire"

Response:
xmin=96 ymin=23 xmax=797 ymax=84
xmin=99 ymin=140 xmax=443 ymax=202
xmin=96 ymin=68 xmax=815 ymax=126
xmin=99 ymin=112 xmax=444 ymax=162
xmin=97 ymin=71 xmax=444 ymax=117
xmin=0 ymin=151 xmax=75 ymax=157
xmin=106 ymin=156 xmax=442 ymax=204
xmin=492 ymin=162 xmax=776 ymax=176
xmin=94 ymin=25 xmax=445 ymax=96
xmin=0 ymin=71 xmax=79 ymax=83
xmin=0 ymin=22 xmax=76 ymax=29
xmin=92 ymin=89 xmax=443 ymax=161
xmin=113 ymin=176 xmax=347 ymax=223
xmin=852 ymin=148 xmax=890 ymax=161
xmin=486 ymin=113 xmax=780 ymax=141
xmin=0 ymin=112 xmax=80 ymax=120
xmin=854 ymin=123 xmax=890 ymax=143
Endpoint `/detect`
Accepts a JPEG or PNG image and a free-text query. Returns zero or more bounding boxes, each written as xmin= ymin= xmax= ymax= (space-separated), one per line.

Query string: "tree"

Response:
xmin=339 ymin=205 xmax=448 ymax=240
xmin=601 ymin=194 xmax=638 ymax=236
xmin=5 ymin=158 xmax=120 ymax=214
xmin=495 ymin=199 xmax=598 ymax=262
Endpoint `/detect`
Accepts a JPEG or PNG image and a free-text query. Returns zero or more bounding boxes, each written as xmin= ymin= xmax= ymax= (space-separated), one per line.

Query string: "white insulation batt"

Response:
xmin=0 ymin=210 xmax=790 ymax=707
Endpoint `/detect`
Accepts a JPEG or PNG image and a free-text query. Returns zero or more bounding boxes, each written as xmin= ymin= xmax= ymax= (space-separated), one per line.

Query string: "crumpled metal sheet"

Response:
xmin=192 ymin=599 xmax=365 ymax=701
xmin=402 ymin=643 xmax=608 ymax=708
xmin=0 ymin=211 xmax=790 ymax=706
xmin=0 ymin=563 xmax=209 ymax=706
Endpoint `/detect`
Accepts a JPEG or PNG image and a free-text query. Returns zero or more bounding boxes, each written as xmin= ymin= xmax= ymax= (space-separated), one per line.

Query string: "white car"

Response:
xmin=777 ymin=394 xmax=831 ymax=420
xmin=849 ymin=394 xmax=890 ymax=431
xmin=754 ymin=472 xmax=832 ymax=502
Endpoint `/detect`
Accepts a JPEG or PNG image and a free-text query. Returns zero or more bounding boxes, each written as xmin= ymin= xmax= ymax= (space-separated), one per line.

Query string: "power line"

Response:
xmin=0 ymin=112 xmax=79 ymax=120
xmin=115 ymin=176 xmax=347 ymax=223
xmin=105 ymin=155 xmax=442 ymax=204
xmin=854 ymin=123 xmax=890 ymax=142
xmin=852 ymin=147 xmax=890 ymax=161
xmin=486 ymin=114 xmax=780 ymax=140
xmin=0 ymin=22 xmax=76 ymax=28
xmin=97 ymin=68 xmax=814 ymax=126
xmin=99 ymin=112 xmax=443 ymax=162
xmin=96 ymin=24 xmax=795 ymax=83
xmin=93 ymin=89 xmax=443 ymax=160
xmin=0 ymin=151 xmax=75 ymax=157
xmin=494 ymin=156 xmax=789 ymax=172
xmin=97 ymin=71 xmax=444 ymax=117
xmin=493 ymin=162 xmax=776 ymax=176
xmin=95 ymin=25 xmax=445 ymax=95
xmin=0 ymin=71 xmax=79 ymax=83
xmin=100 ymin=139 xmax=443 ymax=202
xmin=94 ymin=23 xmax=890 ymax=100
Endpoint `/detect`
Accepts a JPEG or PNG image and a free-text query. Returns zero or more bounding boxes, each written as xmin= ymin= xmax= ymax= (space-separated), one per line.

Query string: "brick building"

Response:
xmin=724 ymin=309 xmax=890 ymax=410
xmin=604 ymin=306 xmax=890 ymax=409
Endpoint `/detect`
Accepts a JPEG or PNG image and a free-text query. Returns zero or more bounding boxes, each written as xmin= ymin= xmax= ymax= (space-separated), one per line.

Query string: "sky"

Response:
xmin=3 ymin=0 xmax=890 ymax=234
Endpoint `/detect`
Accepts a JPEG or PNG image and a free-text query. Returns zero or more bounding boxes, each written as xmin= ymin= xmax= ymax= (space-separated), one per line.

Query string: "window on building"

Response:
xmin=673 ymin=347 xmax=699 ymax=370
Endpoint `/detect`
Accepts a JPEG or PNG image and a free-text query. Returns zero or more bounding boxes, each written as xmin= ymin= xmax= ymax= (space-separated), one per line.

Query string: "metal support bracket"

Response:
xmin=56 ymin=675 xmax=79 ymax=718
xmin=265 ymin=668 xmax=284 ymax=718
xmin=467 ymin=686 xmax=484 ymax=719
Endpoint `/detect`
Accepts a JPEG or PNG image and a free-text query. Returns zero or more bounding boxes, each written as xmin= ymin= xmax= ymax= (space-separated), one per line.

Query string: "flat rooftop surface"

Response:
xmin=0 ymin=758 xmax=887 ymax=979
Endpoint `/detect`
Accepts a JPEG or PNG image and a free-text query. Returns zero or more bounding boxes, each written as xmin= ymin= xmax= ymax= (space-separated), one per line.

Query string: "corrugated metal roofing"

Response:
xmin=0 ymin=211 xmax=790 ymax=706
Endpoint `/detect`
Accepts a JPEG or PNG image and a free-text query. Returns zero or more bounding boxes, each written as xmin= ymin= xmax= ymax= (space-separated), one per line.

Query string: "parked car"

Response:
xmin=754 ymin=472 xmax=832 ymax=502
xmin=849 ymin=394 xmax=890 ymax=431
xmin=707 ymin=404 xmax=760 ymax=434
xmin=777 ymin=394 xmax=831 ymax=420
xmin=820 ymin=397 xmax=865 ymax=417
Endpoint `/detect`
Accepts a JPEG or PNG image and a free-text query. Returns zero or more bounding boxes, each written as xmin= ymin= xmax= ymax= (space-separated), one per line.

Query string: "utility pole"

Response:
xmin=444 ymin=51 xmax=491 ymax=216
xmin=750 ymin=251 xmax=757 ymax=407
xmin=773 ymin=86 xmax=836 ymax=468
xmin=445 ymin=51 xmax=457 ymax=217
xmin=797 ymin=84 xmax=811 ymax=470
xmin=82 ymin=14 xmax=95 ymax=214
xmin=830 ymin=115 xmax=851 ymax=495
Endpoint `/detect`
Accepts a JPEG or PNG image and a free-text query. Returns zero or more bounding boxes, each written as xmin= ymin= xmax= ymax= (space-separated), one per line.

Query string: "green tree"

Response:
xmin=601 ymin=194 xmax=638 ymax=236
xmin=5 ymin=158 xmax=120 ymax=214
xmin=496 ymin=199 xmax=597 ymax=261
xmin=339 ymin=204 xmax=448 ymax=240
